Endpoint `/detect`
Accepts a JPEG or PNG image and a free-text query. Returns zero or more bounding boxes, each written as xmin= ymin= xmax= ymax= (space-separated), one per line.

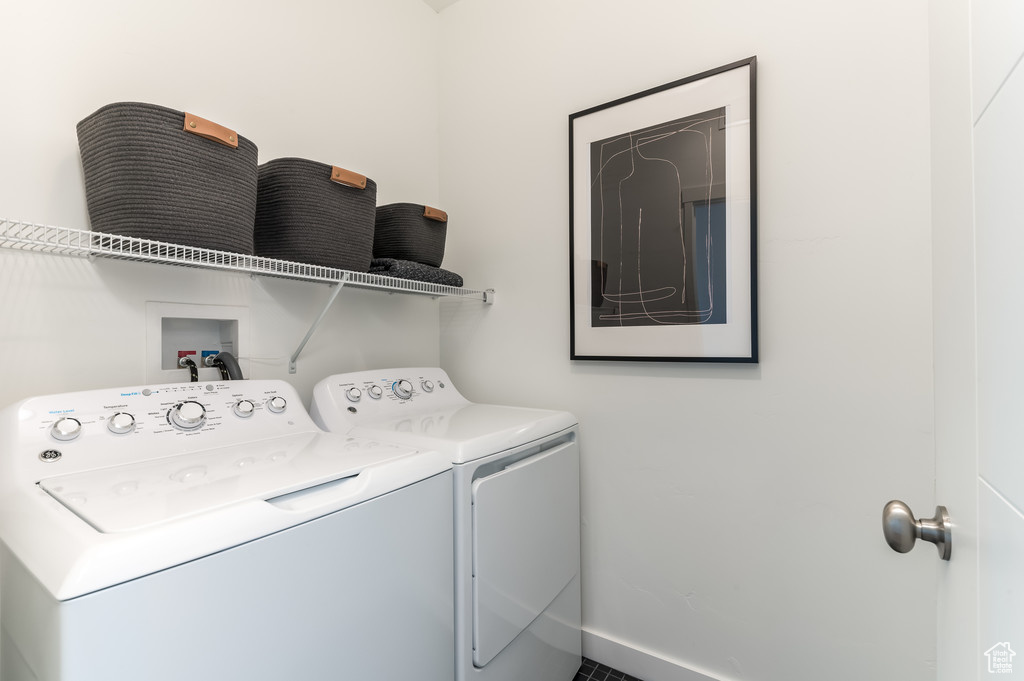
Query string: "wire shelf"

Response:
xmin=0 ymin=218 xmax=493 ymax=302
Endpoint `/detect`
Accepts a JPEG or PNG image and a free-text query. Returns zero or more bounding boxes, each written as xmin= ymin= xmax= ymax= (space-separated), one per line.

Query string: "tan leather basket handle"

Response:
xmin=183 ymin=112 xmax=239 ymax=149
xmin=424 ymin=206 xmax=448 ymax=222
xmin=330 ymin=166 xmax=368 ymax=190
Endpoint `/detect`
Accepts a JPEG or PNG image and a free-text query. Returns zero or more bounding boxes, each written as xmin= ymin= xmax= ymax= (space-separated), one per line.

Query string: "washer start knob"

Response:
xmin=392 ymin=379 xmax=413 ymax=400
xmin=267 ymin=396 xmax=288 ymax=414
xmin=169 ymin=401 xmax=207 ymax=430
xmin=51 ymin=417 xmax=82 ymax=442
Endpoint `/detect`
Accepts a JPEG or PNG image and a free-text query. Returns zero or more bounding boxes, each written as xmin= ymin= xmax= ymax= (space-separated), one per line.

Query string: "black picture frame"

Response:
xmin=569 ymin=56 xmax=758 ymax=363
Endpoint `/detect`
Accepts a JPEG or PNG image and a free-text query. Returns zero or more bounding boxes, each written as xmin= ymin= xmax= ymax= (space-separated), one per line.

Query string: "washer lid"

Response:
xmin=350 ymin=404 xmax=578 ymax=464
xmin=38 ymin=433 xmax=418 ymax=533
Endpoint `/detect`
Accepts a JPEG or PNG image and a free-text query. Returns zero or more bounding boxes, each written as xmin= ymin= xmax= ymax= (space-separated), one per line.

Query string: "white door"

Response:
xmin=932 ymin=2 xmax=1024 ymax=680
xmin=969 ymin=0 xmax=1024 ymax=673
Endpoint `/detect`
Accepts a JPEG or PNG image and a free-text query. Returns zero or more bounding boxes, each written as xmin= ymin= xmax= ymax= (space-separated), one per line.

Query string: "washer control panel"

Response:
xmin=9 ymin=380 xmax=309 ymax=478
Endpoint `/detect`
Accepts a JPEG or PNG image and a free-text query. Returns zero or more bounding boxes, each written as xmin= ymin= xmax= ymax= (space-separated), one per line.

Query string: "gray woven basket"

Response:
xmin=373 ymin=203 xmax=448 ymax=267
xmin=76 ymin=102 xmax=259 ymax=254
xmin=253 ymin=158 xmax=377 ymax=271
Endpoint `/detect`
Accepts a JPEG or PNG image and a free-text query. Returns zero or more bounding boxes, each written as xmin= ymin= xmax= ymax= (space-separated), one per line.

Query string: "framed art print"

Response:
xmin=569 ymin=57 xmax=758 ymax=362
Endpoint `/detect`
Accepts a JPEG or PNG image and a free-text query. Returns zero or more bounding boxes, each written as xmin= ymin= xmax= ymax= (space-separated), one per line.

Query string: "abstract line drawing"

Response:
xmin=589 ymin=107 xmax=727 ymax=327
xmin=569 ymin=56 xmax=757 ymax=362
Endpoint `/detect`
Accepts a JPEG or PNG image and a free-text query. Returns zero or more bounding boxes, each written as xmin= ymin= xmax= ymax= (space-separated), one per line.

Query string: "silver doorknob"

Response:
xmin=882 ymin=500 xmax=951 ymax=560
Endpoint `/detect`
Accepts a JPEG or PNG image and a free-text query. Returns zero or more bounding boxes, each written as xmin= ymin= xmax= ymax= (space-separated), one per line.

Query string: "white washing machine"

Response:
xmin=0 ymin=379 xmax=454 ymax=681
xmin=311 ymin=368 xmax=581 ymax=681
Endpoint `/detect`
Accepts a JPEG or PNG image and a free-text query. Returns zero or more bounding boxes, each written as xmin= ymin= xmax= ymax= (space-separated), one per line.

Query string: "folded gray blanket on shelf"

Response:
xmin=369 ymin=258 xmax=464 ymax=287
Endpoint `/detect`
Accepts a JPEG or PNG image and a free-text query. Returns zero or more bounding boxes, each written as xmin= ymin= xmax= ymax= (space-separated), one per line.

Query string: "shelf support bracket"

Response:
xmin=289 ymin=273 xmax=350 ymax=374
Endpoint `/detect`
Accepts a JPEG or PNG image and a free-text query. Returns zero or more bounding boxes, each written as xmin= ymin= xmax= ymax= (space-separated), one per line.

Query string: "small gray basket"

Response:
xmin=76 ymin=102 xmax=259 ymax=254
xmin=254 ymin=158 xmax=377 ymax=271
xmin=373 ymin=203 xmax=448 ymax=267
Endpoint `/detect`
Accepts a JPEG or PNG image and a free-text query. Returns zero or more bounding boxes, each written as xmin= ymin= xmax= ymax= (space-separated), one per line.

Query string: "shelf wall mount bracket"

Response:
xmin=289 ymin=273 xmax=351 ymax=374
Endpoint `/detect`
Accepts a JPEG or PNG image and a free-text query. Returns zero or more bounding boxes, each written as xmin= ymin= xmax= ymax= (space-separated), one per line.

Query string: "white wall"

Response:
xmin=0 ymin=0 xmax=445 ymax=409
xmin=437 ymin=2 xmax=937 ymax=680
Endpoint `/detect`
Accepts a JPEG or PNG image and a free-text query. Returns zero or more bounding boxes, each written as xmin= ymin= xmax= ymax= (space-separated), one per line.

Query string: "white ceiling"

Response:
xmin=421 ymin=0 xmax=462 ymax=12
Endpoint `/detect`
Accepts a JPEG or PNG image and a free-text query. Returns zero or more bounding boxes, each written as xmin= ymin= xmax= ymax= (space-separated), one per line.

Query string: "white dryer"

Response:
xmin=0 ymin=379 xmax=454 ymax=681
xmin=311 ymin=368 xmax=581 ymax=681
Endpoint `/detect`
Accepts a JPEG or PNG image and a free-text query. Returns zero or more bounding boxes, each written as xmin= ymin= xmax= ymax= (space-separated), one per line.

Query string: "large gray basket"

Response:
xmin=254 ymin=158 xmax=377 ymax=271
xmin=76 ymin=102 xmax=259 ymax=254
xmin=373 ymin=203 xmax=448 ymax=267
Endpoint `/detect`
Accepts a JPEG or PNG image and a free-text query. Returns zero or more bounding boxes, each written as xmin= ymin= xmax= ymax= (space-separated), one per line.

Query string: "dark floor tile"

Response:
xmin=575 ymin=657 xmax=644 ymax=681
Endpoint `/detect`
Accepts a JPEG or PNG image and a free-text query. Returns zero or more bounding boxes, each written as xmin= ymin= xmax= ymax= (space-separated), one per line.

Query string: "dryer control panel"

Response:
xmin=4 ymin=380 xmax=315 ymax=480
xmin=311 ymin=368 xmax=579 ymax=465
xmin=310 ymin=368 xmax=469 ymax=433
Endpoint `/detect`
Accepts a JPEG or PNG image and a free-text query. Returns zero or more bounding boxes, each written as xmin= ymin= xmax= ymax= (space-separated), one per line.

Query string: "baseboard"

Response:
xmin=581 ymin=628 xmax=736 ymax=681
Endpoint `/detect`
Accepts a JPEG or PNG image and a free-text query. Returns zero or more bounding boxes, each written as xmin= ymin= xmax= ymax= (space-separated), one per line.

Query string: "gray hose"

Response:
xmin=212 ymin=351 xmax=244 ymax=381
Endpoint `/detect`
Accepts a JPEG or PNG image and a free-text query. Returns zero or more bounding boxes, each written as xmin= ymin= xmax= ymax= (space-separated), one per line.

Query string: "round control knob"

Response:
xmin=169 ymin=401 xmax=206 ymax=430
xmin=345 ymin=387 xmax=362 ymax=403
xmin=51 ymin=417 xmax=82 ymax=442
xmin=367 ymin=385 xmax=383 ymax=399
xmin=421 ymin=380 xmax=435 ymax=393
xmin=233 ymin=400 xmax=256 ymax=418
xmin=107 ymin=412 xmax=136 ymax=435
xmin=393 ymin=379 xmax=413 ymax=400
xmin=267 ymin=396 xmax=287 ymax=414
